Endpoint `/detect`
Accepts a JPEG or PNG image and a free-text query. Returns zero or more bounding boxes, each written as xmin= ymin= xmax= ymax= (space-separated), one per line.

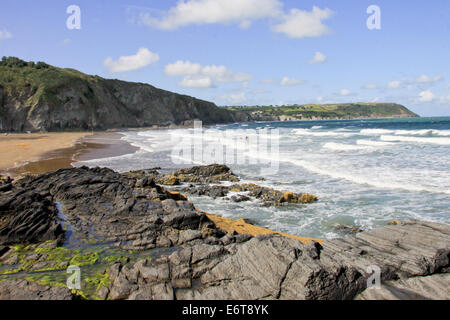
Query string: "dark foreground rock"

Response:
xmin=0 ymin=187 xmax=65 ymax=246
xmin=102 ymin=220 xmax=449 ymax=300
xmin=0 ymin=167 xmax=448 ymax=300
xmin=0 ymin=166 xmax=219 ymax=249
xmin=0 ymin=279 xmax=74 ymax=300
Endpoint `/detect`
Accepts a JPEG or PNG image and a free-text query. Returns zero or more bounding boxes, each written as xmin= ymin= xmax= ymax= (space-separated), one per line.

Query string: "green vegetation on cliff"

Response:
xmin=227 ymin=103 xmax=419 ymax=121
xmin=0 ymin=57 xmax=235 ymax=132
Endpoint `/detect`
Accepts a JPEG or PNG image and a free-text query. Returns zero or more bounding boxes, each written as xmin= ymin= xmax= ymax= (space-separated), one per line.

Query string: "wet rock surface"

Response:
xmin=178 ymin=183 xmax=318 ymax=206
xmin=127 ymin=164 xmax=240 ymax=185
xmin=0 ymin=167 xmax=448 ymax=300
xmin=1 ymin=166 xmax=219 ymax=249
xmin=127 ymin=164 xmax=318 ymax=206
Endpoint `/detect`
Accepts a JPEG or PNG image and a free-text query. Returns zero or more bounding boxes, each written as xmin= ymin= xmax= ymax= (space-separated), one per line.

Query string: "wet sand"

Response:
xmin=1 ymin=132 xmax=138 ymax=177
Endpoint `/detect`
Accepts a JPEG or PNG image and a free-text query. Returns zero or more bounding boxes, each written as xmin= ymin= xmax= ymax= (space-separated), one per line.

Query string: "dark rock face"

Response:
xmin=1 ymin=167 xmax=220 ymax=250
xmin=0 ymin=280 xmax=74 ymax=300
xmin=0 ymin=188 xmax=64 ymax=246
xmin=0 ymin=63 xmax=239 ymax=132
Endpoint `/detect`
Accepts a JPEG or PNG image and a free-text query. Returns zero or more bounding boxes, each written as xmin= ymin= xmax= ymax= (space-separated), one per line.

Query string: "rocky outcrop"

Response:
xmin=128 ymin=165 xmax=318 ymax=206
xmin=181 ymin=184 xmax=318 ymax=206
xmin=1 ymin=167 xmax=222 ymax=250
xmin=127 ymin=164 xmax=240 ymax=185
xmin=103 ymin=220 xmax=449 ymax=300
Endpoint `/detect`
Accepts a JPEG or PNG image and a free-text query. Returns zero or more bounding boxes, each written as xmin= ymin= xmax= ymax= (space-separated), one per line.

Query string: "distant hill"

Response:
xmin=0 ymin=57 xmax=239 ymax=132
xmin=227 ymin=103 xmax=419 ymax=122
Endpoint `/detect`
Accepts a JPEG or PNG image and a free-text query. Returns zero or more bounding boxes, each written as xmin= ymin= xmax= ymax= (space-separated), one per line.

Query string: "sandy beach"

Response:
xmin=0 ymin=132 xmax=90 ymax=171
xmin=0 ymin=131 xmax=138 ymax=177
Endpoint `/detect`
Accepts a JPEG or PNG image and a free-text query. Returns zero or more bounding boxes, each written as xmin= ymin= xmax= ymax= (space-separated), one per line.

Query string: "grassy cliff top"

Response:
xmin=226 ymin=103 xmax=419 ymax=119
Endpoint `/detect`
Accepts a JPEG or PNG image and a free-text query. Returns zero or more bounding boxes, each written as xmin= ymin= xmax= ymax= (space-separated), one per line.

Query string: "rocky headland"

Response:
xmin=0 ymin=164 xmax=448 ymax=300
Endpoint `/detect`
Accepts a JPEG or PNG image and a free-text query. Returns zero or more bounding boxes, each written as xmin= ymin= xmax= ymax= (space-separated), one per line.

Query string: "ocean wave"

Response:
xmin=360 ymin=128 xmax=395 ymax=135
xmin=323 ymin=142 xmax=373 ymax=151
xmin=293 ymin=128 xmax=356 ymax=137
xmin=360 ymin=128 xmax=450 ymax=137
xmin=380 ymin=135 xmax=450 ymax=145
xmin=283 ymin=157 xmax=450 ymax=195
xmin=394 ymin=129 xmax=450 ymax=136
xmin=356 ymin=139 xmax=395 ymax=147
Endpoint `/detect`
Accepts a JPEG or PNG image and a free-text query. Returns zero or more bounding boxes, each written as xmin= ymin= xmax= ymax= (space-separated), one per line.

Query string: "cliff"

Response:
xmin=0 ymin=57 xmax=236 ymax=132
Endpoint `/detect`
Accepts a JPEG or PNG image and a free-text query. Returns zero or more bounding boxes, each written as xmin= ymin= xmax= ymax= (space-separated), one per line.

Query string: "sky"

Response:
xmin=0 ymin=0 xmax=449 ymax=116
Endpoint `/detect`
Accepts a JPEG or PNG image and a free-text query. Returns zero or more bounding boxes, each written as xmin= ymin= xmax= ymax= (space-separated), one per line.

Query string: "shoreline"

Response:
xmin=1 ymin=132 xmax=138 ymax=178
xmin=0 ymin=132 xmax=91 ymax=176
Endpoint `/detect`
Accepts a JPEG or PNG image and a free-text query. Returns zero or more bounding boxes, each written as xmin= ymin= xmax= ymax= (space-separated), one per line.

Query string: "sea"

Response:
xmin=73 ymin=117 xmax=450 ymax=239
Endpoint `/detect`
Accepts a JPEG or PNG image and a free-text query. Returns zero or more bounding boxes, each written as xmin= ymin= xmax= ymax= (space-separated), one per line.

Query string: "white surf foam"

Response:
xmin=283 ymin=156 xmax=450 ymax=195
xmin=380 ymin=135 xmax=450 ymax=145
xmin=356 ymin=139 xmax=395 ymax=147
xmin=360 ymin=128 xmax=395 ymax=135
xmin=293 ymin=128 xmax=356 ymax=137
xmin=323 ymin=142 xmax=373 ymax=151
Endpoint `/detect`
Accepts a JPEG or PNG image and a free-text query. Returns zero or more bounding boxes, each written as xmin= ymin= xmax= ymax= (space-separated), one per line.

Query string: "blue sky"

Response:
xmin=0 ymin=0 xmax=449 ymax=116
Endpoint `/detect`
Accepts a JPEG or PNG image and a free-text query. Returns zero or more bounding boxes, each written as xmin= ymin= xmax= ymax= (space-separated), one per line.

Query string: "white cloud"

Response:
xmin=179 ymin=75 xmax=213 ymax=88
xmin=387 ymin=81 xmax=402 ymax=89
xmin=340 ymin=89 xmax=351 ymax=96
xmin=103 ymin=48 xmax=159 ymax=73
xmin=272 ymin=7 xmax=333 ymax=39
xmin=415 ymin=74 xmax=442 ymax=84
xmin=363 ymin=83 xmax=377 ymax=89
xmin=140 ymin=0 xmax=282 ymax=30
xmin=164 ymin=60 xmax=202 ymax=76
xmin=165 ymin=60 xmax=251 ymax=88
xmin=280 ymin=76 xmax=305 ymax=86
xmin=0 ymin=29 xmax=13 ymax=40
xmin=317 ymin=96 xmax=323 ymax=103
xmin=308 ymin=51 xmax=327 ymax=64
xmin=138 ymin=2 xmax=333 ymax=39
xmin=417 ymin=90 xmax=435 ymax=102
xmin=220 ymin=92 xmax=246 ymax=104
